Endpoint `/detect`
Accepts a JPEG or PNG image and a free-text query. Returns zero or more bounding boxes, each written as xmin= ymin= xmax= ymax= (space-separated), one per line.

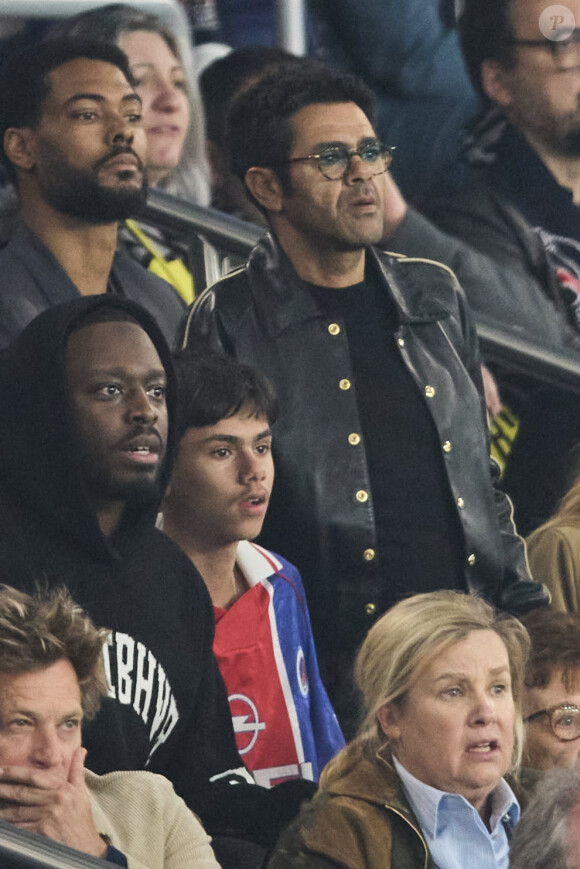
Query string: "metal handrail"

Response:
xmin=477 ymin=316 xmax=580 ymax=394
xmin=143 ymin=188 xmax=580 ymax=394
xmin=146 ymin=187 xmax=263 ymax=257
xmin=0 ymin=817 xmax=111 ymax=868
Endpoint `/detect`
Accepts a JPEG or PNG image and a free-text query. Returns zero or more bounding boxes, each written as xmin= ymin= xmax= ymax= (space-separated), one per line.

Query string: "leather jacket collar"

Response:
xmin=244 ymin=233 xmax=453 ymax=339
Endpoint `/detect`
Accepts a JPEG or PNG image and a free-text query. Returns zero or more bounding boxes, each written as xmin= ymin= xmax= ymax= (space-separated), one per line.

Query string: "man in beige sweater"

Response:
xmin=0 ymin=584 xmax=220 ymax=869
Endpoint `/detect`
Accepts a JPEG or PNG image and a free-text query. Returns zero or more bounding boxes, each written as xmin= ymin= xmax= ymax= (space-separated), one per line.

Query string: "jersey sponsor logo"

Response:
xmin=229 ymin=693 xmax=266 ymax=755
xmin=296 ymin=647 xmax=309 ymax=698
xmin=103 ymin=631 xmax=179 ymax=763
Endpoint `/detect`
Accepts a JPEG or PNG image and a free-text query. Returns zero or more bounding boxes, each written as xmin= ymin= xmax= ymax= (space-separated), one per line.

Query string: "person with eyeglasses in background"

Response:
xmin=179 ymin=60 xmax=548 ymax=736
xmin=409 ymin=0 xmax=580 ymax=538
xmin=521 ymin=609 xmax=580 ymax=770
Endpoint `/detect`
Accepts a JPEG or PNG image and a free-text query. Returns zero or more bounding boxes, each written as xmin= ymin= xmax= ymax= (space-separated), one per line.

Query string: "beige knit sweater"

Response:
xmin=86 ymin=769 xmax=220 ymax=869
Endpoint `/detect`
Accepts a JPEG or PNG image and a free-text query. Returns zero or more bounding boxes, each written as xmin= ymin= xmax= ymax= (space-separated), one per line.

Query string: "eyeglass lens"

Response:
xmin=317 ymin=145 xmax=391 ymax=180
xmin=550 ymin=32 xmax=580 ymax=67
xmin=551 ymin=706 xmax=580 ymax=740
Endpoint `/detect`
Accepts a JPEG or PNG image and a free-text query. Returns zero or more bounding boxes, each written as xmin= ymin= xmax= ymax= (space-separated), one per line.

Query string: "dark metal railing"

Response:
xmin=146 ymin=188 xmax=263 ymax=257
xmin=476 ymin=316 xmax=580 ymax=395
xmin=0 ymin=817 xmax=110 ymax=868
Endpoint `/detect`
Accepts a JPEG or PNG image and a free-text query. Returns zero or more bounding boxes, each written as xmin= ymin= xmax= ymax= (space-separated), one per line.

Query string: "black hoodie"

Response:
xmin=0 ymin=295 xmax=248 ymax=829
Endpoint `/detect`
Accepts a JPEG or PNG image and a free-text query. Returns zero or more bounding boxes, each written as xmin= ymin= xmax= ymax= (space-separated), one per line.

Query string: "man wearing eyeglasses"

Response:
xmin=415 ymin=0 xmax=580 ymax=536
xmin=180 ymin=61 xmax=548 ymax=733
xmin=443 ymin=0 xmax=580 ymax=332
xmin=522 ymin=609 xmax=580 ymax=770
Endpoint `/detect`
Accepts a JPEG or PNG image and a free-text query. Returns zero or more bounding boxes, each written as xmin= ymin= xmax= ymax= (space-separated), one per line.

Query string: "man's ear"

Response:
xmin=3 ymin=127 xmax=38 ymax=173
xmin=244 ymin=167 xmax=284 ymax=213
xmin=481 ymin=59 xmax=513 ymax=109
xmin=376 ymin=703 xmax=401 ymax=741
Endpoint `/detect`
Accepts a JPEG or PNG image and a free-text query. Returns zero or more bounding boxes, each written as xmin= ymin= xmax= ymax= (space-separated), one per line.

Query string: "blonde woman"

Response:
xmin=268 ymin=591 xmax=539 ymax=869
xmin=527 ymin=473 xmax=580 ymax=613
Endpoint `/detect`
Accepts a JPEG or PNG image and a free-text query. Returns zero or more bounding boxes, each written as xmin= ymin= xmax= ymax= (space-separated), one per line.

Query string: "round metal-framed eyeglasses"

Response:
xmin=280 ymin=142 xmax=395 ymax=181
xmin=524 ymin=703 xmax=580 ymax=741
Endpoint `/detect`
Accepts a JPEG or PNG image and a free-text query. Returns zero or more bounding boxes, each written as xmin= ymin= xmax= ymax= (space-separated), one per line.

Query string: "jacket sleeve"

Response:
xmin=452 ymin=273 xmax=550 ymax=614
xmin=158 ymin=788 xmax=221 ymax=869
xmin=98 ymin=774 xmax=221 ymax=869
xmin=121 ymin=806 xmax=220 ymax=869
xmin=389 ymin=206 xmax=580 ymax=353
xmin=527 ymin=526 xmax=580 ymax=613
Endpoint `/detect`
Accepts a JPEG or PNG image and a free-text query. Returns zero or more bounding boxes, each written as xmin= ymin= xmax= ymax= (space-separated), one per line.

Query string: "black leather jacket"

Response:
xmin=180 ymin=234 xmax=548 ymax=657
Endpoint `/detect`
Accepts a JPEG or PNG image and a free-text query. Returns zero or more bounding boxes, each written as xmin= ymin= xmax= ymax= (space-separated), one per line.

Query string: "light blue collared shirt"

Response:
xmin=392 ymin=754 xmax=520 ymax=869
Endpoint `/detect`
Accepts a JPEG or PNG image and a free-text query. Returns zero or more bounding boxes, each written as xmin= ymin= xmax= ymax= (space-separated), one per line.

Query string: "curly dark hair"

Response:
xmin=0 ymin=38 xmax=134 ymax=184
xmin=226 ymin=60 xmax=377 ymax=193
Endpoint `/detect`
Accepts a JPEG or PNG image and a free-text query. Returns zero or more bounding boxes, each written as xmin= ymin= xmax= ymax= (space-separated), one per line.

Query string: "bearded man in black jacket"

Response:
xmin=0 ymin=295 xmax=311 ymax=866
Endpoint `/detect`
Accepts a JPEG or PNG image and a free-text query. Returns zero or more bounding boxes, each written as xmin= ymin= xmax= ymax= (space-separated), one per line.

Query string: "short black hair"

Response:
xmin=0 ymin=38 xmax=134 ymax=183
xmin=226 ymin=60 xmax=377 ymax=191
xmin=458 ymin=0 xmax=517 ymax=104
xmin=200 ymin=46 xmax=303 ymax=147
xmin=172 ymin=352 xmax=279 ymax=441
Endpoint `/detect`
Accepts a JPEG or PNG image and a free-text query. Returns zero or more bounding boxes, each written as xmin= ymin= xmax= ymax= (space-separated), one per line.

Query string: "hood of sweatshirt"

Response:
xmin=0 ymin=295 xmax=177 ymax=561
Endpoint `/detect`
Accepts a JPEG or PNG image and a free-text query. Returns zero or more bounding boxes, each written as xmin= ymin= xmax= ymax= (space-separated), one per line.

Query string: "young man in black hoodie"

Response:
xmin=0 ymin=295 xmax=306 ymax=864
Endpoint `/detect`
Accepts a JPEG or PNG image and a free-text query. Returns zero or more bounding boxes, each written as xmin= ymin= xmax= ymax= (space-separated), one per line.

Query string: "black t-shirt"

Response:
xmin=308 ymin=267 xmax=466 ymax=608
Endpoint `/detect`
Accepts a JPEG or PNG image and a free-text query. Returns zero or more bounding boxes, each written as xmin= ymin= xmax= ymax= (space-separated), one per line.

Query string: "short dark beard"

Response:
xmin=37 ymin=140 xmax=147 ymax=223
xmin=559 ymin=128 xmax=580 ymax=157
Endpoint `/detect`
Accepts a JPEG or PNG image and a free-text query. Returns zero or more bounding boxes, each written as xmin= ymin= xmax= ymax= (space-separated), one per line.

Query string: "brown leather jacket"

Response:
xmin=267 ymin=746 xmax=541 ymax=869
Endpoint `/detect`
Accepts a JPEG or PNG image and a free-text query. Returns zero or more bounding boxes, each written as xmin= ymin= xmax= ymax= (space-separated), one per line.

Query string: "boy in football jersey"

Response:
xmin=162 ymin=353 xmax=344 ymax=788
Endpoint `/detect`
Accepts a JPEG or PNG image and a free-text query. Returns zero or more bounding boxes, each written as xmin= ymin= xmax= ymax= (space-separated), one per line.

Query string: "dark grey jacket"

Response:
xmin=0 ymin=223 xmax=184 ymax=348
xmin=181 ymin=234 xmax=548 ymax=659
xmin=390 ymin=205 xmax=580 ymax=354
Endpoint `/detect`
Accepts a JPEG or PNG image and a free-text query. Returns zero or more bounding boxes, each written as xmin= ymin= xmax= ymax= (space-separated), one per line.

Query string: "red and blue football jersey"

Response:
xmin=213 ymin=542 xmax=344 ymax=788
